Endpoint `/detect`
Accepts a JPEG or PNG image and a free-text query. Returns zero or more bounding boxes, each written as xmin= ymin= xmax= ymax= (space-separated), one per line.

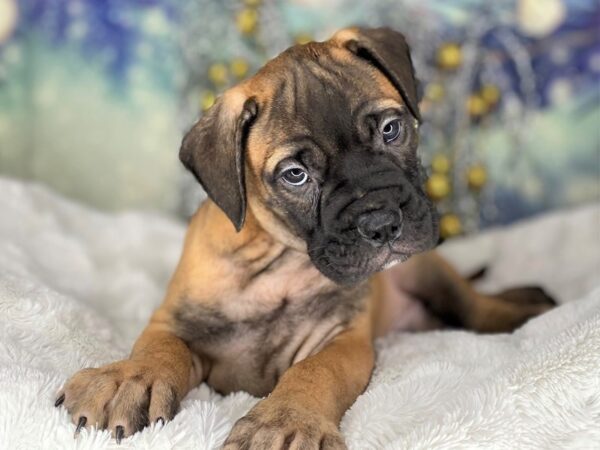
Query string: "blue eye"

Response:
xmin=281 ymin=167 xmax=309 ymax=186
xmin=381 ymin=119 xmax=402 ymax=143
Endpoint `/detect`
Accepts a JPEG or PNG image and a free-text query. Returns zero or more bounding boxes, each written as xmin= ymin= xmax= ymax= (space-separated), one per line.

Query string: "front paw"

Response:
xmin=223 ymin=399 xmax=346 ymax=450
xmin=56 ymin=360 xmax=181 ymax=442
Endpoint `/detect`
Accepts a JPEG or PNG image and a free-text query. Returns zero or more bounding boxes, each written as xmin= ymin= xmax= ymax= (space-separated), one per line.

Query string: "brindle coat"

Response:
xmin=57 ymin=28 xmax=555 ymax=449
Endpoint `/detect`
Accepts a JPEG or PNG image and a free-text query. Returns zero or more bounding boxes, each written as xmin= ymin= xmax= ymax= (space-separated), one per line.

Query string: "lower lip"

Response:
xmin=383 ymin=256 xmax=406 ymax=270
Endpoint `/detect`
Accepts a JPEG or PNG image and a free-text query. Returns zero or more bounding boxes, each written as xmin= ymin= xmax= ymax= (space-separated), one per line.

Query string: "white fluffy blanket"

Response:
xmin=0 ymin=177 xmax=599 ymax=449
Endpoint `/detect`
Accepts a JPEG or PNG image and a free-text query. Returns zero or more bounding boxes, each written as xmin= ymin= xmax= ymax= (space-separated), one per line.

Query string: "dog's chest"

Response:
xmin=173 ymin=260 xmax=367 ymax=396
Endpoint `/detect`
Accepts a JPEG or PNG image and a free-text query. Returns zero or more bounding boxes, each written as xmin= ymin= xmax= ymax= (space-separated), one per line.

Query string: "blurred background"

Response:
xmin=0 ymin=0 xmax=598 ymax=239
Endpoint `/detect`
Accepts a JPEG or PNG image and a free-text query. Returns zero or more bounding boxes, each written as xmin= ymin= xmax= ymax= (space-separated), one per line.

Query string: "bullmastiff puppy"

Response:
xmin=56 ymin=27 xmax=555 ymax=449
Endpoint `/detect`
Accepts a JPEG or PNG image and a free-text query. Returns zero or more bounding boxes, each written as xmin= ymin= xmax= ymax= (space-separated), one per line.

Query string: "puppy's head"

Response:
xmin=181 ymin=27 xmax=438 ymax=284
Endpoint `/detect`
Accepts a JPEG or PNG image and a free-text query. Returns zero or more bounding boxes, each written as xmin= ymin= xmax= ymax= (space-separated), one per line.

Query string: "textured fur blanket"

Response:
xmin=0 ymin=177 xmax=598 ymax=449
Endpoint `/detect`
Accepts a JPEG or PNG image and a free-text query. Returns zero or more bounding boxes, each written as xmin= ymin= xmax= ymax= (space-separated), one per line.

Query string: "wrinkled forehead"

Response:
xmin=248 ymin=42 xmax=403 ymax=159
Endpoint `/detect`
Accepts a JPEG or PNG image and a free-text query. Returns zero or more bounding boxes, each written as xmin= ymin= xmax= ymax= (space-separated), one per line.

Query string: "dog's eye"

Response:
xmin=381 ymin=119 xmax=402 ymax=143
xmin=281 ymin=167 xmax=309 ymax=186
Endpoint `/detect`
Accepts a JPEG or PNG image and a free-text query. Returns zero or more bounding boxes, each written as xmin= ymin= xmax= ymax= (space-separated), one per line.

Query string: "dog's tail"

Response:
xmin=466 ymin=266 xmax=488 ymax=282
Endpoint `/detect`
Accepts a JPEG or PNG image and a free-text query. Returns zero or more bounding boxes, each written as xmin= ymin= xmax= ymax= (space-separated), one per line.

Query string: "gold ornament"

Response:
xmin=467 ymin=94 xmax=487 ymax=117
xmin=431 ymin=153 xmax=451 ymax=174
xmin=244 ymin=0 xmax=261 ymax=6
xmin=425 ymin=82 xmax=445 ymax=102
xmin=426 ymin=173 xmax=451 ymax=201
xmin=481 ymin=84 xmax=501 ymax=105
xmin=467 ymin=164 xmax=488 ymax=190
xmin=440 ymin=213 xmax=462 ymax=238
xmin=437 ymin=43 xmax=462 ymax=70
xmin=230 ymin=58 xmax=249 ymax=79
xmin=236 ymin=8 xmax=259 ymax=35
xmin=294 ymin=33 xmax=313 ymax=45
xmin=200 ymin=91 xmax=216 ymax=111
xmin=208 ymin=63 xmax=228 ymax=86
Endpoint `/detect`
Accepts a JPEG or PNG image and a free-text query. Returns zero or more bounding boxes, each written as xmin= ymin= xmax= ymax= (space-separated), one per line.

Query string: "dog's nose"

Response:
xmin=356 ymin=210 xmax=403 ymax=247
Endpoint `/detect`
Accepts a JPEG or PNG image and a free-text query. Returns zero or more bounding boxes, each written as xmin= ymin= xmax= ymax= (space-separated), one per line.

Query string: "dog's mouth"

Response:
xmin=303 ymin=166 xmax=440 ymax=285
xmin=308 ymin=236 xmax=430 ymax=285
xmin=382 ymin=251 xmax=411 ymax=270
xmin=309 ymin=247 xmax=404 ymax=285
xmin=308 ymin=206 xmax=438 ymax=285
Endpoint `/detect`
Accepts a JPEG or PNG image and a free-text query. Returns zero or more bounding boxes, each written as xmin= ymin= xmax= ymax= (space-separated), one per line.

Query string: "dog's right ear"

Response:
xmin=180 ymin=90 xmax=258 ymax=231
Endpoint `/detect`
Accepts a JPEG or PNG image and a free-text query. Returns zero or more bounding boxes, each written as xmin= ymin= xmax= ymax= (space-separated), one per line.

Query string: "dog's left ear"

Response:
xmin=334 ymin=27 xmax=421 ymax=122
xmin=180 ymin=90 xmax=258 ymax=231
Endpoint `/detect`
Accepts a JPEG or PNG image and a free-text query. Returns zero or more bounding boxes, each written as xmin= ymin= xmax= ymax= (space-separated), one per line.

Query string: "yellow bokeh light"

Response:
xmin=437 ymin=43 xmax=462 ymax=70
xmin=426 ymin=173 xmax=451 ymax=201
xmin=440 ymin=213 xmax=462 ymax=238
xmin=236 ymin=8 xmax=259 ymax=35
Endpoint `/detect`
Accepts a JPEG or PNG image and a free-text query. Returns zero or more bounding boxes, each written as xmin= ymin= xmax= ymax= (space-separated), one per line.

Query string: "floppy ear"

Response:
xmin=334 ymin=27 xmax=421 ymax=122
xmin=180 ymin=92 xmax=258 ymax=231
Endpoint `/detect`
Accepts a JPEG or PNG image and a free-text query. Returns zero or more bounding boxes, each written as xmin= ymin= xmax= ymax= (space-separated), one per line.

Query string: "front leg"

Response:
xmin=224 ymin=309 xmax=375 ymax=450
xmin=56 ymin=308 xmax=200 ymax=442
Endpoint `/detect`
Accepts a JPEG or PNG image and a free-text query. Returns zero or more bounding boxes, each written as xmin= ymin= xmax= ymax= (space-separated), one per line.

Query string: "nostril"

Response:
xmin=388 ymin=223 xmax=402 ymax=239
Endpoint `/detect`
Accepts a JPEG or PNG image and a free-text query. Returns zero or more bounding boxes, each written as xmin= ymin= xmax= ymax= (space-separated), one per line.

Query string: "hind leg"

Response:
xmin=387 ymin=251 xmax=556 ymax=333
